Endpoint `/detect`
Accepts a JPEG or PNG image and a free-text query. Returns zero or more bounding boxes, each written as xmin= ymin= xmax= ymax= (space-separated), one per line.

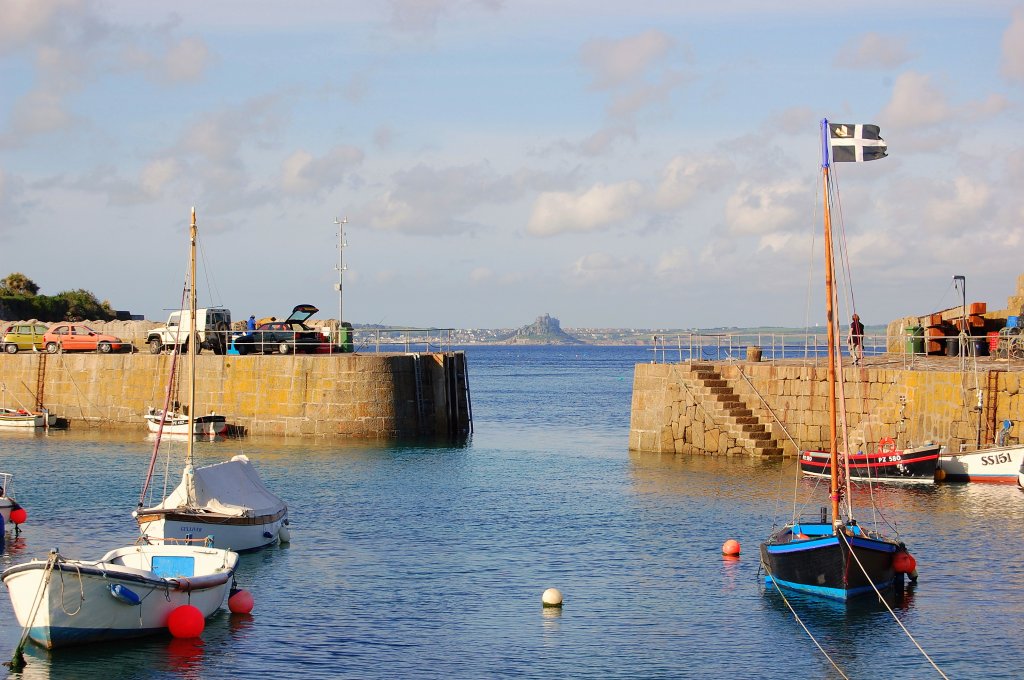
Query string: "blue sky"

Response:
xmin=2 ymin=1 xmax=1023 ymax=329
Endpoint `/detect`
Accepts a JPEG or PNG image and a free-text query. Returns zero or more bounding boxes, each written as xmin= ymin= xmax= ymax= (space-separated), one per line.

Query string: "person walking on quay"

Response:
xmin=247 ymin=314 xmax=256 ymax=330
xmin=849 ymin=313 xmax=865 ymax=365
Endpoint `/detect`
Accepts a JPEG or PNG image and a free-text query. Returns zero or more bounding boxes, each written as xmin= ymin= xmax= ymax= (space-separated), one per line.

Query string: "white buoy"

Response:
xmin=278 ymin=525 xmax=291 ymax=544
xmin=541 ymin=588 xmax=563 ymax=608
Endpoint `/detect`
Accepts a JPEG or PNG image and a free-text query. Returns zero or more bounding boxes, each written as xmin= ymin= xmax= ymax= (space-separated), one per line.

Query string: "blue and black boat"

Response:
xmin=760 ymin=120 xmax=919 ymax=602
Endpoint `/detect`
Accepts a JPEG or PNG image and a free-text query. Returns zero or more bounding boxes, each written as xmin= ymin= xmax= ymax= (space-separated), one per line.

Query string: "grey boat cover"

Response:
xmin=151 ymin=455 xmax=285 ymax=517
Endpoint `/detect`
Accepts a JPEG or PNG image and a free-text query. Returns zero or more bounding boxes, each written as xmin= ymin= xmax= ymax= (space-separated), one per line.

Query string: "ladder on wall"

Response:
xmin=34 ymin=352 xmax=47 ymax=412
xmin=983 ymin=370 xmax=999 ymax=446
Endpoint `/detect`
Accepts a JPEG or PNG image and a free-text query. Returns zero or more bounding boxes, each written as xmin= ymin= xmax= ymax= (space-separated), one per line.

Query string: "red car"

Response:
xmin=43 ymin=324 xmax=129 ymax=354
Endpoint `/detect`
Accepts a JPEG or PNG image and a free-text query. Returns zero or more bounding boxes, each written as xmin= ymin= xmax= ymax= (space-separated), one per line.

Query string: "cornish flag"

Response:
xmin=829 ymin=123 xmax=887 ymax=162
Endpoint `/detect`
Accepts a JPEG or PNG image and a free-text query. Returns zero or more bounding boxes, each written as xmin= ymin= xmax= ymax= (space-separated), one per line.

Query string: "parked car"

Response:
xmin=2 ymin=322 xmax=49 ymax=353
xmin=42 ymin=324 xmax=129 ymax=353
xmin=233 ymin=304 xmax=328 ymax=355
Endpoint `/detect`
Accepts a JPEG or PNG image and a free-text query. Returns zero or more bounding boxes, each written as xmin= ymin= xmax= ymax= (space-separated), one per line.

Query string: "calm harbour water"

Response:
xmin=0 ymin=345 xmax=1021 ymax=679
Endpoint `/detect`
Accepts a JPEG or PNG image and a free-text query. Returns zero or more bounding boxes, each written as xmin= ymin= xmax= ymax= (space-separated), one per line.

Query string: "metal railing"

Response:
xmin=649 ymin=331 xmax=1020 ymax=368
xmin=225 ymin=327 xmax=457 ymax=355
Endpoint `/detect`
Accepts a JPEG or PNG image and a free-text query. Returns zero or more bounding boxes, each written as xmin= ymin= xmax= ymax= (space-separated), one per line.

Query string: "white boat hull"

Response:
xmin=145 ymin=413 xmax=228 ymax=436
xmin=938 ymin=444 xmax=1024 ymax=483
xmin=137 ymin=512 xmax=287 ymax=553
xmin=2 ymin=544 xmax=238 ymax=649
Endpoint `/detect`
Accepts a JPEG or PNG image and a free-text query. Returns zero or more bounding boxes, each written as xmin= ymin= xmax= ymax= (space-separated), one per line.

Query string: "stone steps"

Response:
xmin=685 ymin=363 xmax=784 ymax=457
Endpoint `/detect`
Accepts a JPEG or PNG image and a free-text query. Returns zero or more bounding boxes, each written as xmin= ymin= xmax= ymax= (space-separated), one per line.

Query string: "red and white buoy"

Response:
xmin=893 ymin=551 xmax=918 ymax=581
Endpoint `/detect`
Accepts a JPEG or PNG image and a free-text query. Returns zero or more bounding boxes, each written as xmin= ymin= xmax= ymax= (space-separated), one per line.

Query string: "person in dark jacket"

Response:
xmin=849 ymin=313 xmax=865 ymax=365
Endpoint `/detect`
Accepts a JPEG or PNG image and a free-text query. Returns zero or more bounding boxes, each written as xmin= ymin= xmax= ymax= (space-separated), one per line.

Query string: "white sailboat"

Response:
xmin=2 ymin=543 xmax=238 ymax=649
xmin=134 ymin=208 xmax=289 ymax=552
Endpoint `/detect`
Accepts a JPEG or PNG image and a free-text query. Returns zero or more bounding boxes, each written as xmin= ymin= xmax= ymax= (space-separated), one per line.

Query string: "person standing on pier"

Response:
xmin=849 ymin=313 xmax=865 ymax=365
xmin=247 ymin=315 xmax=256 ymax=330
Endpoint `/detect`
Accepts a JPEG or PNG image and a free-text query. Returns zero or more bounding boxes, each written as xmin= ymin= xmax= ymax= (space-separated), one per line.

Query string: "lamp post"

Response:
xmin=334 ymin=217 xmax=348 ymax=343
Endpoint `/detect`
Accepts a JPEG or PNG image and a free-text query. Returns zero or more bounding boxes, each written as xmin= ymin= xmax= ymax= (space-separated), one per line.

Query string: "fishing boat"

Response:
xmin=2 ymin=543 xmax=238 ymax=649
xmin=760 ymin=120 xmax=918 ymax=601
xmin=800 ymin=439 xmax=942 ymax=484
xmin=937 ymin=443 xmax=1024 ymax=483
xmin=0 ymin=408 xmax=54 ymax=429
xmin=134 ymin=209 xmax=289 ymax=552
xmin=144 ymin=407 xmax=228 ymax=437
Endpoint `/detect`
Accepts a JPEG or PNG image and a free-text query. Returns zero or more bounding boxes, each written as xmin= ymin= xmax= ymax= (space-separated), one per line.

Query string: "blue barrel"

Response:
xmin=1009 ymin=315 xmax=1020 ymax=328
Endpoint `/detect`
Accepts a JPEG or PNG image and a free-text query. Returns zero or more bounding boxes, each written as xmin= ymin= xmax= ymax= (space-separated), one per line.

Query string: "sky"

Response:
xmin=2 ymin=1 xmax=1024 ymax=329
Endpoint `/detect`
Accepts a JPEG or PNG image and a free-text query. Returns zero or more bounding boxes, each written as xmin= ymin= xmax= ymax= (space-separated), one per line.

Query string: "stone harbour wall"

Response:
xmin=630 ymin=360 xmax=1023 ymax=456
xmin=0 ymin=351 xmax=471 ymax=439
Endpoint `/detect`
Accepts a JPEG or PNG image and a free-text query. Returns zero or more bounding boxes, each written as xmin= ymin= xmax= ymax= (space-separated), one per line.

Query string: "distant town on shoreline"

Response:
xmin=421 ymin=314 xmax=883 ymax=346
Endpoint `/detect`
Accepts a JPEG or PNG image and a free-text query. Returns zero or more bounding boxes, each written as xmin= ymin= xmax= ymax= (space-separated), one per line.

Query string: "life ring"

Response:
xmin=878 ymin=436 xmax=896 ymax=454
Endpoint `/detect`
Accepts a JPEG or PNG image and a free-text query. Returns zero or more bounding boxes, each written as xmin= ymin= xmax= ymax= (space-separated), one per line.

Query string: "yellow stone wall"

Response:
xmin=0 ymin=351 xmax=469 ymax=438
xmin=630 ymin=362 xmax=1023 ymax=456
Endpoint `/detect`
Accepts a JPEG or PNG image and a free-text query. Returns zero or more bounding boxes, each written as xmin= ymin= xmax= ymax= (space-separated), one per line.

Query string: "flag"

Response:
xmin=829 ymin=123 xmax=887 ymax=162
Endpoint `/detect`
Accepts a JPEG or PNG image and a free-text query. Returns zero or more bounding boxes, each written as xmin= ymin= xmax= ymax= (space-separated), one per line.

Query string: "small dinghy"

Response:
xmin=2 ymin=543 xmax=238 ymax=649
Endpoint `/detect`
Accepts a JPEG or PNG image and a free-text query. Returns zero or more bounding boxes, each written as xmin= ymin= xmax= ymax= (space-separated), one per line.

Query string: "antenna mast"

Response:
xmin=334 ymin=217 xmax=348 ymax=337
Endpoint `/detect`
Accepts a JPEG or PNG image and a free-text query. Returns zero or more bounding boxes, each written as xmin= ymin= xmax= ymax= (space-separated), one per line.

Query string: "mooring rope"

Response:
xmin=6 ymin=550 xmax=61 ymax=671
xmin=838 ymin=532 xmax=949 ymax=678
xmin=760 ymin=562 xmax=850 ymax=679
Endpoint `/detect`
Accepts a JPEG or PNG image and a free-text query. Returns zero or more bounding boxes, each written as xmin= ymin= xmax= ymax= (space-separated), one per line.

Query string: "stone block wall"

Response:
xmin=630 ymin=361 xmax=1021 ymax=456
xmin=0 ymin=351 xmax=470 ymax=439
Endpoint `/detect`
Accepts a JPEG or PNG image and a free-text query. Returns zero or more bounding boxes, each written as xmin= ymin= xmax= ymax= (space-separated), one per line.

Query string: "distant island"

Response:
xmin=504 ymin=314 xmax=584 ymax=345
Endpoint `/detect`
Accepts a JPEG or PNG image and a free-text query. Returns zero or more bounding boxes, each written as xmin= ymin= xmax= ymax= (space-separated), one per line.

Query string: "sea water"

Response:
xmin=0 ymin=345 xmax=1020 ymax=679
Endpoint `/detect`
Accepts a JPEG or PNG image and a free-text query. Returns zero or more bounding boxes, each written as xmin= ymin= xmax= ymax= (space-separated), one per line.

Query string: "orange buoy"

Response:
xmin=893 ymin=551 xmax=917 ymax=574
xmin=228 ymin=588 xmax=255 ymax=614
xmin=167 ymin=605 xmax=205 ymax=638
xmin=722 ymin=539 xmax=741 ymax=556
xmin=10 ymin=507 xmax=27 ymax=525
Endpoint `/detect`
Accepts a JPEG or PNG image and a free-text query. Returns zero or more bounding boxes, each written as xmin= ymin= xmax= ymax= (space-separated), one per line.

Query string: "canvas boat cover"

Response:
xmin=149 ymin=455 xmax=285 ymax=518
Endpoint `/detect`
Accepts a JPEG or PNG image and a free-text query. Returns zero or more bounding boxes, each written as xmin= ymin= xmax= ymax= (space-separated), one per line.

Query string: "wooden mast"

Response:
xmin=186 ymin=208 xmax=197 ymax=467
xmin=821 ymin=121 xmax=841 ymax=530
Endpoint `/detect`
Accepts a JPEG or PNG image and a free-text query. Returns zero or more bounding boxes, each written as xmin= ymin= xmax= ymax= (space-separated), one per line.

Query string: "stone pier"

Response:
xmin=629 ymin=357 xmax=1022 ymax=457
xmin=0 ymin=351 xmax=472 ymax=439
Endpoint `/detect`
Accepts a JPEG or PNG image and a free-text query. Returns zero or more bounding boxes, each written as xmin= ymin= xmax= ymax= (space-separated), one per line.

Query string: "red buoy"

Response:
xmin=893 ymin=551 xmax=917 ymax=574
xmin=228 ymin=589 xmax=255 ymax=614
xmin=722 ymin=539 xmax=741 ymax=556
xmin=9 ymin=508 xmax=27 ymax=525
xmin=167 ymin=605 xmax=205 ymax=638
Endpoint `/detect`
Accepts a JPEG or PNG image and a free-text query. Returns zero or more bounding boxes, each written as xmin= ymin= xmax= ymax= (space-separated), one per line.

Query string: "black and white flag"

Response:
xmin=829 ymin=123 xmax=887 ymax=162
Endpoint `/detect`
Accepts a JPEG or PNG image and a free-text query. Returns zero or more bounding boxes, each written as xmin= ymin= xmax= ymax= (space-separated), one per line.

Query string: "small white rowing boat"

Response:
xmin=2 ymin=543 xmax=238 ymax=649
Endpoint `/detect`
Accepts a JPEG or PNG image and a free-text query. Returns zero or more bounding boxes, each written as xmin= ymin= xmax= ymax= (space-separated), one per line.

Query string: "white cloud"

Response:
xmin=879 ymin=71 xmax=952 ymax=129
xmin=0 ymin=0 xmax=82 ymax=54
xmin=655 ymin=155 xmax=733 ymax=211
xmin=834 ymin=32 xmax=912 ymax=69
xmin=7 ymin=88 xmax=73 ymax=136
xmin=922 ymin=176 xmax=993 ymax=234
xmin=365 ymin=162 xmax=522 ymax=234
xmin=1002 ymin=7 xmax=1024 ymax=82
xmin=161 ymin=36 xmax=211 ymax=82
xmin=139 ymin=157 xmax=183 ymax=199
xmin=469 ymin=267 xmax=492 ymax=283
xmin=566 ymin=252 xmax=645 ymax=285
xmin=724 ymin=180 xmax=807 ymax=236
xmin=580 ymin=29 xmax=674 ymax=90
xmin=281 ymin=145 xmax=364 ymax=196
xmin=527 ymin=181 xmax=643 ymax=236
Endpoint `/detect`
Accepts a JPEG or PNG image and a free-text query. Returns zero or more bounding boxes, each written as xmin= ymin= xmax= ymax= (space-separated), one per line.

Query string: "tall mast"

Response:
xmin=186 ymin=208 xmax=197 ymax=468
xmin=334 ymin=216 xmax=348 ymax=333
xmin=820 ymin=120 xmax=840 ymax=528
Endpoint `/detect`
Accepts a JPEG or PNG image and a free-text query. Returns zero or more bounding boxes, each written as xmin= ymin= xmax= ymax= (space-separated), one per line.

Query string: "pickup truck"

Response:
xmin=147 ymin=308 xmax=232 ymax=355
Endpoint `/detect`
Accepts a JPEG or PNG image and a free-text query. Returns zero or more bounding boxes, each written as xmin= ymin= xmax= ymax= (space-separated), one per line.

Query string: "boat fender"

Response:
xmin=109 ymin=583 xmax=142 ymax=606
xmin=878 ymin=436 xmax=896 ymax=454
xmin=278 ymin=525 xmax=291 ymax=544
